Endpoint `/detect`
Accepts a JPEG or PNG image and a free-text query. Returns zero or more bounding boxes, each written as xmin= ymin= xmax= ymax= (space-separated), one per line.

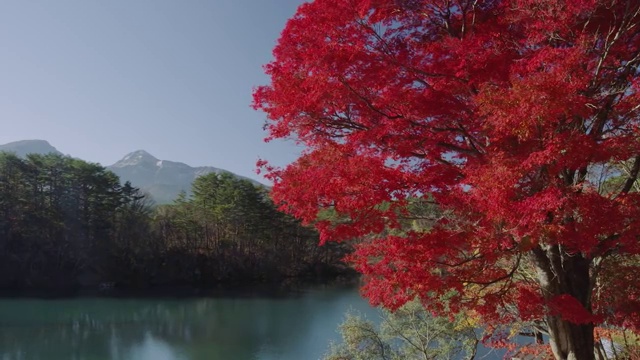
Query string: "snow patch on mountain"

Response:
xmin=111 ymin=150 xmax=159 ymax=167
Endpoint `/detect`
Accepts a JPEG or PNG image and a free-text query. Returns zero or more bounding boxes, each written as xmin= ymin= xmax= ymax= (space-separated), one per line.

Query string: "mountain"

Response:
xmin=0 ymin=139 xmax=62 ymax=157
xmin=0 ymin=140 xmax=263 ymax=205
xmin=108 ymin=150 xmax=262 ymax=204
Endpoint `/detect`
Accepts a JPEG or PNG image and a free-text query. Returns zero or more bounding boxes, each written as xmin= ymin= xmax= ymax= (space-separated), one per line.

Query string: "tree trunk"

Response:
xmin=532 ymin=246 xmax=595 ymax=360
xmin=546 ymin=314 xmax=594 ymax=360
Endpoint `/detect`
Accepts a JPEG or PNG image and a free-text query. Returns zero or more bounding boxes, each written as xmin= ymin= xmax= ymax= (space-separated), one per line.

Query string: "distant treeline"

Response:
xmin=0 ymin=152 xmax=352 ymax=291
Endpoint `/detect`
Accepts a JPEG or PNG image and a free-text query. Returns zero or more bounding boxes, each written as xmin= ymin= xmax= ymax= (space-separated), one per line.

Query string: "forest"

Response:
xmin=0 ymin=152 xmax=352 ymax=292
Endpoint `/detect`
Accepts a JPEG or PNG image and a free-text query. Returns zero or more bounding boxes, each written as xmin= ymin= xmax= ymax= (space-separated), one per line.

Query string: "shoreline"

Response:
xmin=0 ymin=272 xmax=362 ymax=299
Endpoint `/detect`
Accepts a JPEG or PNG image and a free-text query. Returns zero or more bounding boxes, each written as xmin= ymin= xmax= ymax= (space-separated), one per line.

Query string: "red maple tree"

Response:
xmin=253 ymin=1 xmax=640 ymax=359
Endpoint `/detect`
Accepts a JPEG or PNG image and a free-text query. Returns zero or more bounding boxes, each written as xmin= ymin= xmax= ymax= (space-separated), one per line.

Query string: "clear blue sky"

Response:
xmin=0 ymin=0 xmax=306 ymax=183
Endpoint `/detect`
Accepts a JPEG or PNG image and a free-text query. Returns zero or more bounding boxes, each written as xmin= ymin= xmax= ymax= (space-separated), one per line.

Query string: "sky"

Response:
xmin=0 ymin=0 xmax=307 ymax=183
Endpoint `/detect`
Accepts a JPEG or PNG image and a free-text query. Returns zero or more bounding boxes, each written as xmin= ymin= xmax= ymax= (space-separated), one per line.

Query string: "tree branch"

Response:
xmin=620 ymin=155 xmax=640 ymax=194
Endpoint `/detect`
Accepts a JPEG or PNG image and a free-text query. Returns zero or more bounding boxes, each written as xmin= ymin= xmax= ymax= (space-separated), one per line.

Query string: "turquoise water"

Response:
xmin=0 ymin=284 xmax=379 ymax=360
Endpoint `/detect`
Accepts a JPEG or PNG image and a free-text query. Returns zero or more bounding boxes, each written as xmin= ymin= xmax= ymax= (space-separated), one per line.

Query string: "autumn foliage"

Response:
xmin=253 ymin=1 xmax=640 ymax=359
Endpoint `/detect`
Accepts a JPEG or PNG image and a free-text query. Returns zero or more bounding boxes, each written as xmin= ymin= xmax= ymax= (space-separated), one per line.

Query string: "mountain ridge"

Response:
xmin=0 ymin=139 xmax=63 ymax=157
xmin=0 ymin=140 xmax=263 ymax=204
xmin=107 ymin=149 xmax=263 ymax=204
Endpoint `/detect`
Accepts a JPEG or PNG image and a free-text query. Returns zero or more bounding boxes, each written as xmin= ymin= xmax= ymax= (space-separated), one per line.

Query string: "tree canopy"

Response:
xmin=324 ymin=300 xmax=479 ymax=360
xmin=253 ymin=1 xmax=640 ymax=359
xmin=0 ymin=152 xmax=351 ymax=291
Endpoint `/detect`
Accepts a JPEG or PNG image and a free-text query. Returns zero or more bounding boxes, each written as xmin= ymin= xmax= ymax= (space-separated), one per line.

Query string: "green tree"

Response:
xmin=325 ymin=300 xmax=478 ymax=360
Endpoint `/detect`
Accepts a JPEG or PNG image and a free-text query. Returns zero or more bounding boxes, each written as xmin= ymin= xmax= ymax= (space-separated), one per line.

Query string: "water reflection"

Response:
xmin=123 ymin=333 xmax=187 ymax=360
xmin=0 ymin=285 xmax=378 ymax=360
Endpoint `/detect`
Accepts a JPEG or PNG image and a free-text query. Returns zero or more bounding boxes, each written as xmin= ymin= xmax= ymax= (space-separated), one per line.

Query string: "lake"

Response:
xmin=0 ymin=284 xmax=510 ymax=360
xmin=0 ymin=284 xmax=380 ymax=360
